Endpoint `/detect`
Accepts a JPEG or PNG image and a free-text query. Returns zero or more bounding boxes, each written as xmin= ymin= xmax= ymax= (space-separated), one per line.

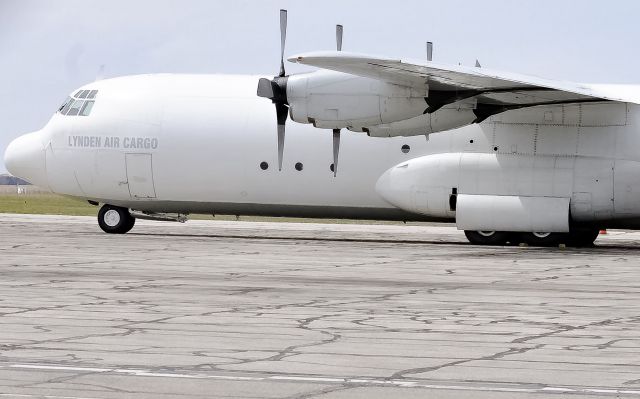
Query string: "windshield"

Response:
xmin=57 ymin=90 xmax=99 ymax=116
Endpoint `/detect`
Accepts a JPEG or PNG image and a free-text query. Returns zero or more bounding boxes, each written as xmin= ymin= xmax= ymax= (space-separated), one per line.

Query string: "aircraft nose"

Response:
xmin=4 ymin=132 xmax=48 ymax=188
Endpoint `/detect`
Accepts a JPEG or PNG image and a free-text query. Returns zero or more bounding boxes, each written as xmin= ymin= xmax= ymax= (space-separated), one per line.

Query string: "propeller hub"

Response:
xmin=272 ymin=76 xmax=288 ymax=105
xmin=257 ymin=76 xmax=288 ymax=105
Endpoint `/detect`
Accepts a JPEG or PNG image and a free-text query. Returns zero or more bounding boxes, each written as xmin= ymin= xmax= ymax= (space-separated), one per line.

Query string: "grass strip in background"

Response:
xmin=0 ymin=192 xmax=97 ymax=216
xmin=0 ymin=186 xmax=430 ymax=225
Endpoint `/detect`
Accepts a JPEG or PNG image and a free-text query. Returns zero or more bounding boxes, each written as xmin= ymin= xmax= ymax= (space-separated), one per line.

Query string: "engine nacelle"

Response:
xmin=286 ymin=70 xmax=427 ymax=129
xmin=349 ymin=106 xmax=477 ymax=137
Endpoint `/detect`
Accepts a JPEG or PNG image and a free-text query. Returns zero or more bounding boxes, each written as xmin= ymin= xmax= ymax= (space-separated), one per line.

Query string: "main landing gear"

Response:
xmin=464 ymin=231 xmax=510 ymax=246
xmin=98 ymin=204 xmax=136 ymax=234
xmin=464 ymin=229 xmax=600 ymax=247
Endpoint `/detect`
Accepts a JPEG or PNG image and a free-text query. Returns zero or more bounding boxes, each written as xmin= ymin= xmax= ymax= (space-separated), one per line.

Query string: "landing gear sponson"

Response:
xmin=464 ymin=229 xmax=600 ymax=247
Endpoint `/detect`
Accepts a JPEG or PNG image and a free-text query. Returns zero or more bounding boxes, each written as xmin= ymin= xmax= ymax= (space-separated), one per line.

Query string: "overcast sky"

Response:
xmin=1 ymin=0 xmax=639 ymax=173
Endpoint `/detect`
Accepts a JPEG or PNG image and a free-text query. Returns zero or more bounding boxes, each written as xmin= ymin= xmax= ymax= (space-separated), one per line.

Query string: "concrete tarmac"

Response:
xmin=1 ymin=214 xmax=640 ymax=398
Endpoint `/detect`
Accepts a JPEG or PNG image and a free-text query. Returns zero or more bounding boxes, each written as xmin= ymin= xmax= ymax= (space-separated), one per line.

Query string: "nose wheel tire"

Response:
xmin=98 ymin=205 xmax=135 ymax=234
xmin=464 ymin=230 xmax=510 ymax=246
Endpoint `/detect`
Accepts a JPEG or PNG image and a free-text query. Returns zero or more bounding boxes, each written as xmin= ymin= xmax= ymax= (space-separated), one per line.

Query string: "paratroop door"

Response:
xmin=125 ymin=153 xmax=156 ymax=198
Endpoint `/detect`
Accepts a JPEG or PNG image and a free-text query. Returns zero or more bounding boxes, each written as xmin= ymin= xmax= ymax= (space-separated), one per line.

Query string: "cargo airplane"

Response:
xmin=5 ymin=10 xmax=640 ymax=247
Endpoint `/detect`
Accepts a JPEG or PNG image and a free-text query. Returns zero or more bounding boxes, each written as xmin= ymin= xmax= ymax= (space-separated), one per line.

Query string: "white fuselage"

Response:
xmin=5 ymin=74 xmax=455 ymax=220
xmin=6 ymin=73 xmax=640 ymax=229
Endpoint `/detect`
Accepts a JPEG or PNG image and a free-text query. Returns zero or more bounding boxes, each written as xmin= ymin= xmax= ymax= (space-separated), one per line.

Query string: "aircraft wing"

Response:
xmin=289 ymin=51 xmax=638 ymax=120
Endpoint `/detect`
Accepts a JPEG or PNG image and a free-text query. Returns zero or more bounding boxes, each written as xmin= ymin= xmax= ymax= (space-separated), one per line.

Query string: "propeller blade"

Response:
xmin=336 ymin=24 xmax=343 ymax=51
xmin=332 ymin=129 xmax=340 ymax=177
xmin=276 ymin=102 xmax=288 ymax=171
xmin=279 ymin=9 xmax=288 ymax=77
xmin=426 ymin=41 xmax=433 ymax=62
xmin=257 ymin=9 xmax=290 ymax=171
xmin=277 ymin=124 xmax=285 ymax=171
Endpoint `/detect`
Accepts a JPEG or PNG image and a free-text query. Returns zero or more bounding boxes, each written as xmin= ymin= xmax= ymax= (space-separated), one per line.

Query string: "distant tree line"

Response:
xmin=0 ymin=174 xmax=31 ymax=185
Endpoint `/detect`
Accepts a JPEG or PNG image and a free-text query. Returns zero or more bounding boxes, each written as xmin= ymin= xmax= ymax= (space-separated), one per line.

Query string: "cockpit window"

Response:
xmin=80 ymin=101 xmax=95 ymax=116
xmin=58 ymin=97 xmax=73 ymax=113
xmin=66 ymin=100 xmax=84 ymax=116
xmin=58 ymin=90 xmax=99 ymax=116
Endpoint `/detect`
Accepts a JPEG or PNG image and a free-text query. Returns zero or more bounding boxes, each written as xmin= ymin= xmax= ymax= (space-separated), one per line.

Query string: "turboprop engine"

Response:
xmin=256 ymin=9 xmax=480 ymax=176
xmin=286 ymin=70 xmax=428 ymax=129
xmin=256 ymin=9 xmax=432 ymax=176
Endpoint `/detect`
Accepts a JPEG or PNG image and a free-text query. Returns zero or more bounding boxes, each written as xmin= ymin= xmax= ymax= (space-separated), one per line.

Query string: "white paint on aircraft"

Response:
xmin=5 ymin=11 xmax=640 ymax=244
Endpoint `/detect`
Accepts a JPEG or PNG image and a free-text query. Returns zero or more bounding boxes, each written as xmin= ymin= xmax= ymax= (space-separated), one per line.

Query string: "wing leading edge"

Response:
xmin=289 ymin=51 xmax=640 ymax=123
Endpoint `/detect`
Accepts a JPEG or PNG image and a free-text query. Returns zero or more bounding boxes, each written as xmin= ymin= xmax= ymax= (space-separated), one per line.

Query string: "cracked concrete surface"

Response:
xmin=1 ymin=214 xmax=640 ymax=398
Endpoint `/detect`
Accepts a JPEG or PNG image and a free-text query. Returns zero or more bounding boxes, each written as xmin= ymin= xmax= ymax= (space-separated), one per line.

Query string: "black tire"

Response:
xmin=98 ymin=205 xmax=135 ymax=234
xmin=567 ymin=229 xmax=600 ymax=247
xmin=464 ymin=230 xmax=510 ymax=246
xmin=521 ymin=232 xmax=566 ymax=247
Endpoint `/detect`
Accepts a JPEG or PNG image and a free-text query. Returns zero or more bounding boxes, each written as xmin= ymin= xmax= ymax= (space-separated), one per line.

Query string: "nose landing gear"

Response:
xmin=98 ymin=204 xmax=136 ymax=234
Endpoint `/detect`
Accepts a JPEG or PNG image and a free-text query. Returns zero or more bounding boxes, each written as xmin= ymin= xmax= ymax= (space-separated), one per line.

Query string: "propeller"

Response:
xmin=426 ymin=41 xmax=433 ymax=62
xmin=257 ymin=13 xmax=345 ymax=176
xmin=257 ymin=9 xmax=289 ymax=171
xmin=336 ymin=24 xmax=343 ymax=51
xmin=332 ymin=129 xmax=340 ymax=177
xmin=278 ymin=9 xmax=287 ymax=78
xmin=331 ymin=24 xmax=344 ymax=177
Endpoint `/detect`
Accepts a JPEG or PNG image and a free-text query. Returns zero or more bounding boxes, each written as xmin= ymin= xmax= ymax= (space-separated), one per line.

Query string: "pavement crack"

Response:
xmin=285 ymin=384 xmax=353 ymax=399
xmin=511 ymin=318 xmax=621 ymax=344
xmin=260 ymin=315 xmax=342 ymax=362
xmin=390 ymin=344 xmax=544 ymax=379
